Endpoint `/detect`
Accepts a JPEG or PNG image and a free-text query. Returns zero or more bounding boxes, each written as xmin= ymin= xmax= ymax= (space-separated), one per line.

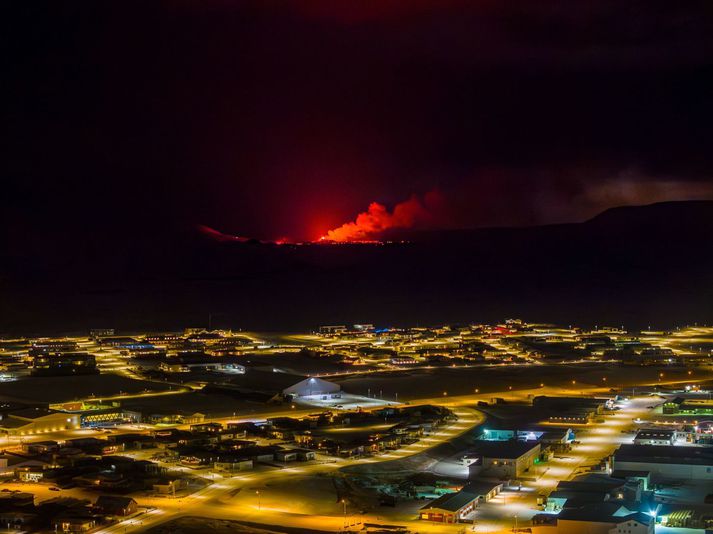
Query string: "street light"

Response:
xmin=256 ymin=490 xmax=261 ymax=510
xmin=341 ymin=498 xmax=347 ymax=529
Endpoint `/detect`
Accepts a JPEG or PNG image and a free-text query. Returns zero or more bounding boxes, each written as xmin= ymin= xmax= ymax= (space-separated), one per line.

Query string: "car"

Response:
xmin=49 ymin=487 xmax=60 ymax=492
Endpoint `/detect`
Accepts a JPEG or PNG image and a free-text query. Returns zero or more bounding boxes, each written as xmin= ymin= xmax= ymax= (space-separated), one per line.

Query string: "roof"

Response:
xmin=549 ymin=492 xmax=608 ymax=506
xmin=470 ymin=440 xmax=540 ymax=459
xmin=0 ymin=418 xmax=33 ymax=429
xmin=614 ymin=444 xmax=713 ymax=466
xmin=225 ymin=370 xmax=306 ymax=393
xmin=461 ymin=481 xmax=503 ymax=497
xmin=610 ymin=469 xmax=650 ymax=479
xmin=283 ymin=377 xmax=341 ymax=395
xmin=95 ymin=496 xmax=136 ymax=508
xmin=533 ymin=396 xmax=606 ymax=408
xmin=558 ymin=504 xmax=653 ymax=526
xmin=634 ymin=429 xmax=675 ymax=439
xmin=420 ymin=491 xmax=478 ymax=512
xmin=557 ymin=480 xmax=624 ymax=493
xmin=8 ymin=407 xmax=58 ymax=420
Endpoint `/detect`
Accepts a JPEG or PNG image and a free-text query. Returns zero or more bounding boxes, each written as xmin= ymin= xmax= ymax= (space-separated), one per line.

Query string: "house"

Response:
xmin=213 ymin=457 xmax=253 ymax=473
xmin=190 ymin=422 xmax=223 ymax=433
xmin=152 ymin=477 xmax=186 ymax=495
xmin=56 ymin=513 xmax=97 ymax=533
xmin=94 ymin=496 xmax=138 ymax=517
xmin=73 ymin=472 xmax=130 ymax=490
xmin=22 ymin=440 xmax=59 ymax=454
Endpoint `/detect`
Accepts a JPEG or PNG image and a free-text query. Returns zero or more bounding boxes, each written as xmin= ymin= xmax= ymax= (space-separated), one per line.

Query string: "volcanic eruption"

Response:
xmin=319 ymin=191 xmax=444 ymax=242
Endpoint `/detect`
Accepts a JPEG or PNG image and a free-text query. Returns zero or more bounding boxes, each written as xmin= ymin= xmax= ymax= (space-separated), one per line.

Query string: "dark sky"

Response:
xmin=5 ymin=1 xmax=713 ymax=246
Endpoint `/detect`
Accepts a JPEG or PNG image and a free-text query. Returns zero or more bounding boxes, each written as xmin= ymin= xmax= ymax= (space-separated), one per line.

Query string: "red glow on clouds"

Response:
xmin=319 ymin=191 xmax=445 ymax=242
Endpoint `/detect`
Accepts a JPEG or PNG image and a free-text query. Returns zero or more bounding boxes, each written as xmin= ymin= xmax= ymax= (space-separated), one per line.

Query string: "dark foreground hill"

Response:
xmin=2 ymin=201 xmax=711 ymax=334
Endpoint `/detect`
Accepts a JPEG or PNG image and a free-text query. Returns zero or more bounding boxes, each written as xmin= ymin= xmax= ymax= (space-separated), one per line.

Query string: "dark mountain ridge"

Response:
xmin=2 ymin=201 xmax=711 ymax=335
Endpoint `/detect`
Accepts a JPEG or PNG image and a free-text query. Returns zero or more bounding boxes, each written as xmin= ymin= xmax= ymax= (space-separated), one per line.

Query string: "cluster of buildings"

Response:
xmin=0 ymin=490 xmax=141 ymax=533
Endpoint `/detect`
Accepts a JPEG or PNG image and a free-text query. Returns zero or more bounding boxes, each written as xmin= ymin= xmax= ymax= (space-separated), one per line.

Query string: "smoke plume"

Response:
xmin=319 ymin=191 xmax=445 ymax=242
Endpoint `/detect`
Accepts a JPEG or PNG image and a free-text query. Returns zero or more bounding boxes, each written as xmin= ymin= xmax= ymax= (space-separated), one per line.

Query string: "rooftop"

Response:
xmin=614 ymin=444 xmax=713 ymax=466
xmin=471 ymin=440 xmax=540 ymax=459
xmin=420 ymin=491 xmax=477 ymax=513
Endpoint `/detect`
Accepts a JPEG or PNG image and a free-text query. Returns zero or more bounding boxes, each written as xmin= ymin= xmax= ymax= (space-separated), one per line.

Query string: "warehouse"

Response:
xmin=633 ymin=429 xmax=675 ymax=446
xmin=463 ymin=440 xmax=541 ymax=478
xmin=612 ymin=444 xmax=713 ymax=481
xmin=419 ymin=481 xmax=502 ymax=523
xmin=0 ymin=408 xmax=80 ymax=436
xmin=283 ymin=377 xmax=341 ymax=398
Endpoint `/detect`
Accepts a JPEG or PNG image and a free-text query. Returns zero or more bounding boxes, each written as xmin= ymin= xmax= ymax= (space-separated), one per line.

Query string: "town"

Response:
xmin=0 ymin=321 xmax=711 ymax=533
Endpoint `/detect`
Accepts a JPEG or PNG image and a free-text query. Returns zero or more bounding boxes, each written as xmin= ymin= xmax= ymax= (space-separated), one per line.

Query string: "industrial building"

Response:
xmin=532 ymin=503 xmax=654 ymax=534
xmin=613 ymin=444 xmax=713 ymax=481
xmin=419 ymin=481 xmax=503 ymax=523
xmin=283 ymin=377 xmax=341 ymax=398
xmin=462 ymin=440 xmax=541 ymax=478
xmin=0 ymin=408 xmax=81 ymax=436
xmin=633 ymin=429 xmax=675 ymax=446
xmin=532 ymin=396 xmax=607 ymax=425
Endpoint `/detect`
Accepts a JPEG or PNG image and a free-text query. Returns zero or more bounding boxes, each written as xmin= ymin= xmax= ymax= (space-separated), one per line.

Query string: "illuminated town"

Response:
xmin=5 ymin=1 xmax=713 ymax=533
xmin=0 ymin=322 xmax=710 ymax=532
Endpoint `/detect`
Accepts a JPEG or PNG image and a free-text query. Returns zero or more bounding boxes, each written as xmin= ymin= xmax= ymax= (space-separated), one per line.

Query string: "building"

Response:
xmin=94 ymin=496 xmax=138 ymax=517
xmin=419 ymin=481 xmax=502 ymax=523
xmin=532 ymin=503 xmax=654 ymax=534
xmin=90 ymin=328 xmax=115 ymax=338
xmin=463 ymin=441 xmax=541 ymax=478
xmin=610 ymin=470 xmax=651 ymax=491
xmin=97 ymin=337 xmax=138 ymax=347
xmin=613 ymin=444 xmax=713 ymax=481
xmin=663 ymin=398 xmax=713 ymax=415
xmin=532 ymin=396 xmax=606 ymax=425
xmin=29 ymin=340 xmax=78 ymax=354
xmin=283 ymin=377 xmax=341 ymax=398
xmin=31 ymin=352 xmax=98 ymax=376
xmin=481 ymin=427 xmax=572 ymax=451
xmin=80 ymin=408 xmax=141 ymax=428
xmin=318 ymin=325 xmax=347 ymax=336
xmin=0 ymin=408 xmax=81 ymax=436
xmin=158 ymin=359 xmax=245 ymax=374
xmin=544 ymin=477 xmax=643 ymax=512
xmin=633 ymin=429 xmax=675 ymax=446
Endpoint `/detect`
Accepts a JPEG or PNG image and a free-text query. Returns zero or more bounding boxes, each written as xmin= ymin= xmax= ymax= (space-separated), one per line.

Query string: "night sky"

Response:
xmin=5 ymin=1 xmax=713 ymax=247
xmin=2 ymin=2 xmax=713 ymax=332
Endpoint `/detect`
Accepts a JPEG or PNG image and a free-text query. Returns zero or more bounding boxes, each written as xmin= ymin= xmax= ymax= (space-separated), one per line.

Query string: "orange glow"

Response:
xmin=318 ymin=191 xmax=443 ymax=242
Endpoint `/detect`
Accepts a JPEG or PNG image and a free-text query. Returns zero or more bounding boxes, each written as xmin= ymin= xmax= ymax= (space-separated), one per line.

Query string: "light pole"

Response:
xmin=256 ymin=490 xmax=261 ymax=510
xmin=341 ymin=498 xmax=347 ymax=530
